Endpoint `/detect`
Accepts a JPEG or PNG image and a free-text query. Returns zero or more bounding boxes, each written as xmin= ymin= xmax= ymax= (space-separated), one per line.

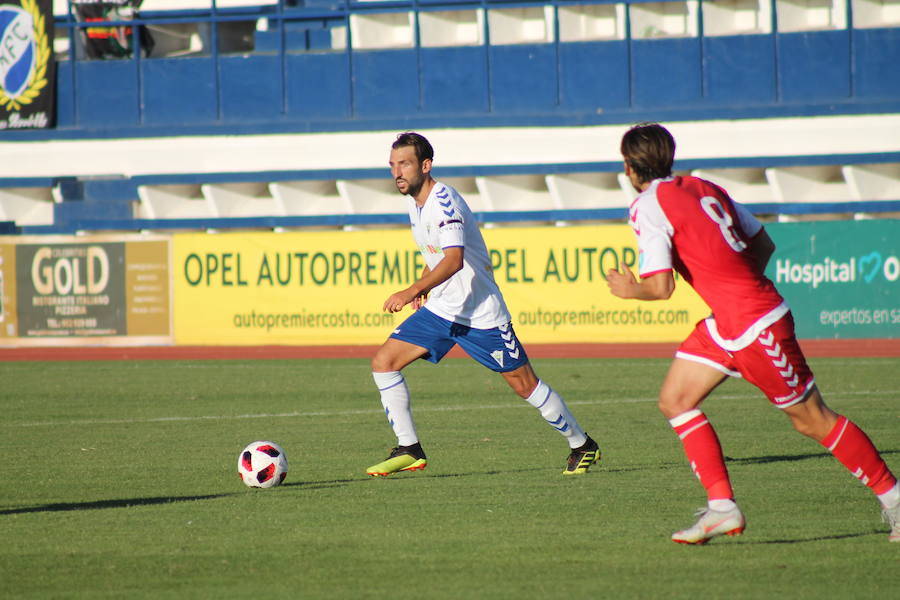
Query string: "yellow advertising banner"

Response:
xmin=484 ymin=225 xmax=706 ymax=343
xmin=173 ymin=225 xmax=708 ymax=346
xmin=0 ymin=242 xmax=16 ymax=339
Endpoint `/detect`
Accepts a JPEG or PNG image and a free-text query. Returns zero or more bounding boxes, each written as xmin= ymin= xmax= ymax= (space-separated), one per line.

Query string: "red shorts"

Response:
xmin=676 ymin=312 xmax=815 ymax=408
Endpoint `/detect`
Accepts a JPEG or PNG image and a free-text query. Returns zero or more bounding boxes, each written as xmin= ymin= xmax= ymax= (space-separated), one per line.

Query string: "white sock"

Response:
xmin=878 ymin=482 xmax=900 ymax=509
xmin=708 ymin=498 xmax=738 ymax=512
xmin=372 ymin=371 xmax=418 ymax=446
xmin=525 ymin=380 xmax=587 ymax=448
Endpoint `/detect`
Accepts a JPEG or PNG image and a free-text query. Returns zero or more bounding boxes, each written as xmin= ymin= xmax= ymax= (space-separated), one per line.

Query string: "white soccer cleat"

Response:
xmin=671 ymin=506 xmax=746 ymax=545
xmin=882 ymin=503 xmax=900 ymax=543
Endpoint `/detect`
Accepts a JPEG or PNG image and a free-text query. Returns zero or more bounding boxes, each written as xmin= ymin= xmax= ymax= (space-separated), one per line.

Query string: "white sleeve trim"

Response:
xmin=732 ymin=200 xmax=762 ymax=239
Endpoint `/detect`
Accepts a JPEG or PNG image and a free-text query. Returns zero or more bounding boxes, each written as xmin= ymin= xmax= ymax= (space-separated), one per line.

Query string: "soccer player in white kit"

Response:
xmin=607 ymin=122 xmax=900 ymax=544
xmin=367 ymin=132 xmax=600 ymax=477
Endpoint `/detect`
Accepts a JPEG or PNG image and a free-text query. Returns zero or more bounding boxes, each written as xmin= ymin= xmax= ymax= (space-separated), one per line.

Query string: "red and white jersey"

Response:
xmin=629 ymin=175 xmax=788 ymax=349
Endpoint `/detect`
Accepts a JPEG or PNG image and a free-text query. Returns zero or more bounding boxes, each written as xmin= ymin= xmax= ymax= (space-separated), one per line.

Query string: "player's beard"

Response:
xmin=406 ymin=179 xmax=424 ymax=199
xmin=396 ymin=174 xmax=424 ymax=199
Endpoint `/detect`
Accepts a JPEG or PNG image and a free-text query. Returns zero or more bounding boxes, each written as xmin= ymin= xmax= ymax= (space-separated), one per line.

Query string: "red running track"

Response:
xmin=0 ymin=339 xmax=898 ymax=362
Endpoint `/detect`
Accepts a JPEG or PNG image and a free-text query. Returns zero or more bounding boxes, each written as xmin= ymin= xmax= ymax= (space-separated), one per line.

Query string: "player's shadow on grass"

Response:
xmin=281 ymin=468 xmax=547 ymax=489
xmin=738 ymin=529 xmax=885 ymax=545
xmin=3 ymin=479 xmax=374 ymax=514
xmin=423 ymin=467 xmax=546 ymax=479
xmin=1 ymin=470 xmax=549 ymax=515
xmin=726 ymin=448 xmax=898 ymax=465
xmin=281 ymin=480 xmax=357 ymax=491
xmin=0 ymin=493 xmax=232 ymax=516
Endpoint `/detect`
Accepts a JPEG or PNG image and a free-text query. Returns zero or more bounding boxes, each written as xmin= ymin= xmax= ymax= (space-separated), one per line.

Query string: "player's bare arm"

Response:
xmin=606 ymin=266 xmax=675 ymax=301
xmin=411 ymin=265 xmax=431 ymax=309
xmin=383 ymin=247 xmax=464 ymax=313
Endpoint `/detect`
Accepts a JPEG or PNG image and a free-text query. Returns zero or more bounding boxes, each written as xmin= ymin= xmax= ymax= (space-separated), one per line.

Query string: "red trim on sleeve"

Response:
xmin=639 ymin=268 xmax=672 ymax=279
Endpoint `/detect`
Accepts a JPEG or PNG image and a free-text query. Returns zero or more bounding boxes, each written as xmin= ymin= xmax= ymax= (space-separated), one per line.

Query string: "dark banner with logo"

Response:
xmin=15 ymin=243 xmax=127 ymax=336
xmin=1 ymin=238 xmax=172 ymax=341
xmin=0 ymin=0 xmax=55 ymax=130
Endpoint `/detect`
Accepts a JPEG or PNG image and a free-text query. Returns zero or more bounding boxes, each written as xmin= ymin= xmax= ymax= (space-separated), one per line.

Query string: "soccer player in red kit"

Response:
xmin=607 ymin=122 xmax=899 ymax=544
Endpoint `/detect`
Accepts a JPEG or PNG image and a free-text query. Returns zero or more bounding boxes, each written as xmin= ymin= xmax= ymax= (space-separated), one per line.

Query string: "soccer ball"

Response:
xmin=238 ymin=441 xmax=288 ymax=488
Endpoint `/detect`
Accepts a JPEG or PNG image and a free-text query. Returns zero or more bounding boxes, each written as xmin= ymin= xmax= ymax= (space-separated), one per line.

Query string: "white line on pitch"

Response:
xmin=6 ymin=397 xmax=661 ymax=428
xmin=4 ymin=389 xmax=892 ymax=429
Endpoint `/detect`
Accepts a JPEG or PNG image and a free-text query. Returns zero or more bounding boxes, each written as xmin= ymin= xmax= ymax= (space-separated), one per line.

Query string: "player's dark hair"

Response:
xmin=393 ymin=132 xmax=434 ymax=163
xmin=621 ymin=123 xmax=676 ymax=184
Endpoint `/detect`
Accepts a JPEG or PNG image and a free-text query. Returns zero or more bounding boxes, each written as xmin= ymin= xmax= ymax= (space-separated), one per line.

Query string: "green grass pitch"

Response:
xmin=1 ymin=356 xmax=897 ymax=598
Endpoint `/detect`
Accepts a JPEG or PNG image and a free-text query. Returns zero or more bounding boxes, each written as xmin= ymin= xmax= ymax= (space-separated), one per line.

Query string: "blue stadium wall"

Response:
xmin=1 ymin=0 xmax=899 ymax=238
xmin=36 ymin=1 xmax=900 ymax=135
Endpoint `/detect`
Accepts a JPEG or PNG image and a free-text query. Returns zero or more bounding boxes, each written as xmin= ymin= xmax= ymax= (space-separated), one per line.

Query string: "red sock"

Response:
xmin=670 ymin=410 xmax=734 ymax=500
xmin=822 ymin=415 xmax=897 ymax=495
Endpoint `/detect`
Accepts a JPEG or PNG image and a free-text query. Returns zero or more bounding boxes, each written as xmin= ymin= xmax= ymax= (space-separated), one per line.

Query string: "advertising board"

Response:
xmin=0 ymin=235 xmax=172 ymax=346
xmin=171 ymin=226 xmax=708 ymax=345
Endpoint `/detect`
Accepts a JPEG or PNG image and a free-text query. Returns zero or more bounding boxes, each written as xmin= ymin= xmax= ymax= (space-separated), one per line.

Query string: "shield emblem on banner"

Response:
xmin=0 ymin=6 xmax=36 ymax=100
xmin=0 ymin=0 xmax=49 ymax=113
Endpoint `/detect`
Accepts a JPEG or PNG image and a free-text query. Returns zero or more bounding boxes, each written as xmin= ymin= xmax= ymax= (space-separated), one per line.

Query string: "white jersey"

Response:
xmin=408 ymin=181 xmax=511 ymax=328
